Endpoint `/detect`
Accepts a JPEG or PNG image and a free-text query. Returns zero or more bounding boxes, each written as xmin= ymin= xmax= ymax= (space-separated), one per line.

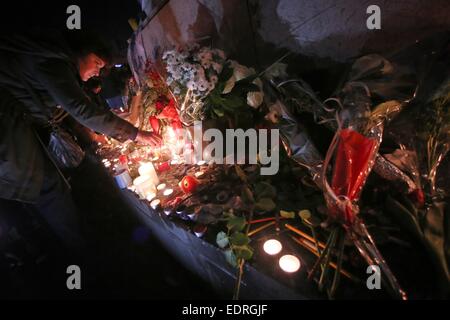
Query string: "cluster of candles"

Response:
xmin=263 ymin=239 xmax=301 ymax=273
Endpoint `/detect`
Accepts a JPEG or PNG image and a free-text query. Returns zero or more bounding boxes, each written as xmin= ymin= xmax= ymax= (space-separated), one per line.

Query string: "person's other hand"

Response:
xmin=135 ymin=130 xmax=162 ymax=146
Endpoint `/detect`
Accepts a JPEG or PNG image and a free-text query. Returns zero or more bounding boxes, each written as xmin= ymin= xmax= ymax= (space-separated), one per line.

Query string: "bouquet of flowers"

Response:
xmin=163 ymin=44 xmax=264 ymax=127
xmin=139 ymin=61 xmax=183 ymax=135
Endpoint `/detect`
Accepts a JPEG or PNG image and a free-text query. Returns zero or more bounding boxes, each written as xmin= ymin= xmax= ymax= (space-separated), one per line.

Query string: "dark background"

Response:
xmin=0 ymin=0 xmax=142 ymax=58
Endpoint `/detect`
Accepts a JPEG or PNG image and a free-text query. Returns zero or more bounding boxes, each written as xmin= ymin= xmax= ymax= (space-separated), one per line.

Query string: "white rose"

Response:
xmin=222 ymin=75 xmax=236 ymax=94
xmin=231 ymin=61 xmax=254 ymax=81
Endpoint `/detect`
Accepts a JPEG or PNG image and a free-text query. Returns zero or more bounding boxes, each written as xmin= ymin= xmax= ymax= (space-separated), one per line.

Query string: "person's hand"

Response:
xmin=135 ymin=130 xmax=162 ymax=147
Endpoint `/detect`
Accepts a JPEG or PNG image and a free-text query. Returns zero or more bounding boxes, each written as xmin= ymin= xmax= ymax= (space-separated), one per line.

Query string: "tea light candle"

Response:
xmin=263 ymin=239 xmax=282 ymax=255
xmin=279 ymin=255 xmax=301 ymax=273
xmin=163 ymin=188 xmax=173 ymax=196
xmin=156 ymin=183 xmax=166 ymax=191
xmin=146 ymin=192 xmax=156 ymax=201
xmin=193 ymin=224 xmax=207 ymax=238
xmin=194 ymin=171 xmax=205 ymax=178
xmin=150 ymin=199 xmax=161 ymax=210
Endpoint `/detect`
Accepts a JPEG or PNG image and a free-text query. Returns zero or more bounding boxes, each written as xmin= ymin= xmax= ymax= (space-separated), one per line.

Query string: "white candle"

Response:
xmin=133 ymin=176 xmax=156 ymax=198
xmin=146 ymin=192 xmax=156 ymax=201
xmin=279 ymin=255 xmax=301 ymax=273
xmin=263 ymin=239 xmax=282 ymax=255
xmin=163 ymin=188 xmax=173 ymax=196
xmin=156 ymin=183 xmax=166 ymax=191
xmin=138 ymin=162 xmax=160 ymax=185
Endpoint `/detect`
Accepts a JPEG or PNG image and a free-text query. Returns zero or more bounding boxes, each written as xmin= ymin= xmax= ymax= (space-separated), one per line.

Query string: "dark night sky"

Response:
xmin=0 ymin=0 xmax=142 ymax=58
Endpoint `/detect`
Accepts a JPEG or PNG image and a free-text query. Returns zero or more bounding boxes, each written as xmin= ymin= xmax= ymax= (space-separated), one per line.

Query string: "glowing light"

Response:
xmin=146 ymin=192 xmax=156 ymax=201
xmin=163 ymin=188 xmax=173 ymax=196
xmin=263 ymin=239 xmax=282 ymax=255
xmin=194 ymin=171 xmax=205 ymax=178
xmin=150 ymin=199 xmax=161 ymax=210
xmin=196 ymin=160 xmax=206 ymax=166
xmin=279 ymin=255 xmax=301 ymax=273
xmin=156 ymin=183 xmax=166 ymax=191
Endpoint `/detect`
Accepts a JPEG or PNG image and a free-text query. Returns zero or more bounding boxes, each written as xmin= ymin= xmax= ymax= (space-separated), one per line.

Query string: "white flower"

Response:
xmin=222 ymin=75 xmax=236 ymax=94
xmin=247 ymin=91 xmax=264 ymax=108
xmin=172 ymin=71 xmax=182 ymax=81
xmin=187 ymin=80 xmax=197 ymax=90
xmin=210 ymin=75 xmax=218 ymax=84
xmin=213 ymin=49 xmax=226 ymax=60
xmin=230 ymin=60 xmax=254 ymax=81
xmin=197 ymin=81 xmax=209 ymax=92
xmin=201 ymin=61 xmax=211 ymax=69
xmin=265 ymin=109 xmax=280 ymax=124
xmin=211 ymin=62 xmax=223 ymax=74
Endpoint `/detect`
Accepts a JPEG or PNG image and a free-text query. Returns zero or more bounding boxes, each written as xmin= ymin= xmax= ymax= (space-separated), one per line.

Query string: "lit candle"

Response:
xmin=279 ymin=255 xmax=301 ymax=273
xmin=133 ymin=176 xmax=157 ymax=199
xmin=263 ymin=239 xmax=282 ymax=255
xmin=138 ymin=162 xmax=160 ymax=185
xmin=163 ymin=188 xmax=173 ymax=196
xmin=194 ymin=171 xmax=205 ymax=178
xmin=193 ymin=224 xmax=207 ymax=238
xmin=146 ymin=192 xmax=156 ymax=201
xmin=150 ymin=199 xmax=161 ymax=210
xmin=157 ymin=183 xmax=166 ymax=191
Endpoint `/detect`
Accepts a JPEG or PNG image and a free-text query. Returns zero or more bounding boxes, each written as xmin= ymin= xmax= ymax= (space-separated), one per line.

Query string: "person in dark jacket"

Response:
xmin=0 ymin=30 xmax=160 ymax=252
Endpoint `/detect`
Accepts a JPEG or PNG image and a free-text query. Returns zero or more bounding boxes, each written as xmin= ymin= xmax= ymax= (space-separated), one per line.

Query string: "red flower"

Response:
xmin=149 ymin=116 xmax=160 ymax=134
xmin=156 ymin=161 xmax=171 ymax=172
xmin=157 ymin=99 xmax=179 ymax=122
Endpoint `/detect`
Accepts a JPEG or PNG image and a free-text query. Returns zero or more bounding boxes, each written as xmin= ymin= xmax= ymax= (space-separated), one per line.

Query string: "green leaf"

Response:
xmin=227 ymin=216 xmax=246 ymax=232
xmin=280 ymin=210 xmax=295 ymax=219
xmin=216 ymin=231 xmax=229 ymax=249
xmin=254 ymin=181 xmax=277 ymax=200
xmin=230 ymin=232 xmax=250 ymax=246
xmin=224 ymin=249 xmax=238 ymax=267
xmin=212 ymin=106 xmax=225 ymax=117
xmin=255 ymin=198 xmax=276 ymax=212
xmin=233 ymin=245 xmax=254 ymax=260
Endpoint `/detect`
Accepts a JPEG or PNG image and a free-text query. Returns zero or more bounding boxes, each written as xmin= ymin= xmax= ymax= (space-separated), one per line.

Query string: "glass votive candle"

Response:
xmin=279 ymin=255 xmax=301 ymax=273
xmin=150 ymin=199 xmax=161 ymax=210
xmin=163 ymin=188 xmax=173 ymax=197
xmin=156 ymin=183 xmax=166 ymax=191
xmin=263 ymin=239 xmax=283 ymax=255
